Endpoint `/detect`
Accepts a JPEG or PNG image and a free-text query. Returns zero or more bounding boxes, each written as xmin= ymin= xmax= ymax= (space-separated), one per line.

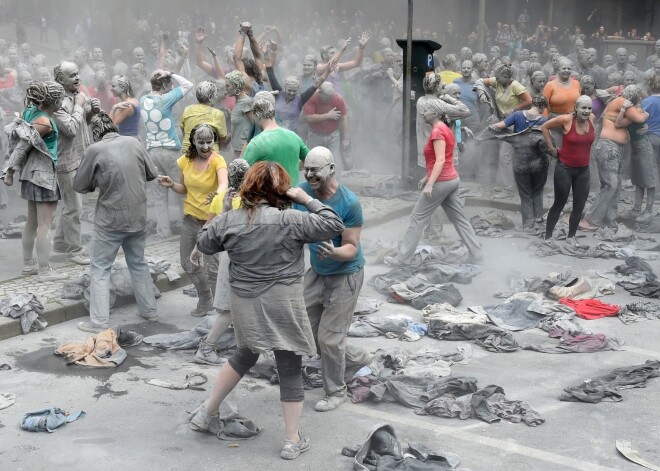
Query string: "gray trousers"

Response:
xmin=149 ymin=147 xmax=182 ymax=239
xmin=586 ymin=138 xmax=625 ymax=226
xmin=308 ymin=129 xmax=342 ymax=179
xmin=180 ymin=215 xmax=217 ymax=302
xmin=53 ymin=169 xmax=83 ymax=254
xmin=304 ymin=268 xmax=369 ymax=396
xmin=650 ymin=133 xmax=660 ymax=191
xmin=89 ymin=226 xmax=157 ymax=326
xmin=397 ymin=178 xmax=482 ymax=263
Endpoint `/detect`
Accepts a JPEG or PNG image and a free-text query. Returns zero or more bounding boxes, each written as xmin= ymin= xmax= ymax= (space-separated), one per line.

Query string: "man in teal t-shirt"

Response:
xmin=242 ymin=97 xmax=308 ymax=185
xmin=293 ymin=146 xmax=368 ymax=413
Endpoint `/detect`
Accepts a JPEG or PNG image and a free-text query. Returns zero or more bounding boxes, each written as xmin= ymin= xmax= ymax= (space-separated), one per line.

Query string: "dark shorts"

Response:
xmin=21 ymin=181 xmax=61 ymax=202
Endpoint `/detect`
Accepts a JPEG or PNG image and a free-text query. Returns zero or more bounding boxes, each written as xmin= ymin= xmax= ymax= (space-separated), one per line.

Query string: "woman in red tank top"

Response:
xmin=541 ymin=96 xmax=596 ymax=247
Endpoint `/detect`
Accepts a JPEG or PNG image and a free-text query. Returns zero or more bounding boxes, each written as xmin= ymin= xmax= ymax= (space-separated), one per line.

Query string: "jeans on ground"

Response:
xmin=308 ymin=129 xmax=342 ymax=179
xmin=397 ymin=178 xmax=482 ymax=263
xmin=53 ymin=169 xmax=83 ymax=254
xmin=148 ymin=147 xmax=182 ymax=238
xmin=545 ymin=162 xmax=590 ymax=239
xmin=304 ymin=268 xmax=369 ymax=396
xmin=89 ymin=226 xmax=157 ymax=326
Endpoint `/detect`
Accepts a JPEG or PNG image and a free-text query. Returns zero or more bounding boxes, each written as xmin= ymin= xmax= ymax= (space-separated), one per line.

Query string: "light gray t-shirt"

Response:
xmin=230 ymin=95 xmax=254 ymax=152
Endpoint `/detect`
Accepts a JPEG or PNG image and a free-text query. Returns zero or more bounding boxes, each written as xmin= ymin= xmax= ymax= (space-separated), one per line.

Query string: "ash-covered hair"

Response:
xmin=303 ymin=54 xmax=318 ymax=67
xmin=495 ymin=64 xmax=513 ymax=80
xmin=228 ymin=159 xmax=250 ymax=189
xmin=90 ymin=111 xmax=118 ymax=141
xmin=251 ymin=96 xmax=276 ymax=121
xmin=284 ymin=76 xmax=300 ymax=91
xmin=185 ymin=123 xmax=218 ymax=160
xmin=621 ymin=84 xmax=642 ymax=105
xmin=195 ymin=80 xmax=218 ymax=104
xmin=422 ymin=72 xmax=442 ymax=94
xmin=24 ymin=80 xmax=65 ymax=108
xmin=531 ymin=95 xmax=548 ymax=111
xmin=110 ymin=75 xmax=134 ymax=97
xmin=225 ymin=70 xmax=247 ymax=96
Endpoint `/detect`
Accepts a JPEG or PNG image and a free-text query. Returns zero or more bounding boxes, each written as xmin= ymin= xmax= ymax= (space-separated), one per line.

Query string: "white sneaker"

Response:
xmin=37 ymin=267 xmax=69 ymax=282
xmin=22 ymin=259 xmax=38 ymax=276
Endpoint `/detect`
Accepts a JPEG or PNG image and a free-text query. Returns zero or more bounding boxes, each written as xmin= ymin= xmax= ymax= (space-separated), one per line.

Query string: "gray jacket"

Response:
xmin=3 ymin=117 xmax=57 ymax=191
xmin=197 ymin=199 xmax=345 ymax=298
xmin=51 ymin=93 xmax=90 ymax=173
xmin=73 ymin=133 xmax=158 ymax=232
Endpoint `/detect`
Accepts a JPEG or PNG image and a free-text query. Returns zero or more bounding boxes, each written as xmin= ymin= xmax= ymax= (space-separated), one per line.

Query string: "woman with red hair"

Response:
xmin=190 ymin=161 xmax=344 ymax=460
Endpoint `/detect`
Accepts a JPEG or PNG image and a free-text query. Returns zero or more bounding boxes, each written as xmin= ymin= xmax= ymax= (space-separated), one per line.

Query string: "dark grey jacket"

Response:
xmin=4 ymin=117 xmax=57 ymax=191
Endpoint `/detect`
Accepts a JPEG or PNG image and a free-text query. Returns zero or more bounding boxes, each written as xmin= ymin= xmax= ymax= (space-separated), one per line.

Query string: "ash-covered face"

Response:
xmin=623 ymin=72 xmax=636 ymax=86
xmin=59 ymin=62 xmax=81 ymax=93
xmin=529 ymin=52 xmax=539 ymax=63
xmin=92 ymin=48 xmax=103 ymax=61
xmin=574 ymin=39 xmax=584 ymax=51
xmin=489 ymin=47 xmax=500 ymax=60
xmin=575 ymin=98 xmax=592 ymax=120
xmin=604 ymin=55 xmax=613 ymax=67
xmin=495 ymin=72 xmax=512 ymax=87
xmin=558 ymin=61 xmax=572 ymax=80
xmin=36 ymin=67 xmax=50 ymax=82
xmin=7 ymin=48 xmax=17 ymax=64
xmin=531 ymin=74 xmax=547 ymax=91
xmin=383 ymin=48 xmax=395 ymax=64
xmin=193 ymin=128 xmax=215 ymax=159
xmin=133 ymin=47 xmax=145 ymax=62
xmin=521 ymin=49 xmax=530 ymax=62
xmin=461 ymin=61 xmax=473 ymax=78
xmin=285 ymin=83 xmax=299 ymax=100
xmin=580 ymin=78 xmax=595 ymax=96
xmin=421 ymin=107 xmax=438 ymax=124
xmin=20 ymin=43 xmax=31 ymax=57
xmin=302 ymin=59 xmax=316 ymax=76
xmin=304 ymin=151 xmax=334 ymax=189
xmin=616 ymin=49 xmax=627 ymax=65
xmin=546 ymin=47 xmax=558 ymax=60
xmin=150 ymin=42 xmax=159 ymax=56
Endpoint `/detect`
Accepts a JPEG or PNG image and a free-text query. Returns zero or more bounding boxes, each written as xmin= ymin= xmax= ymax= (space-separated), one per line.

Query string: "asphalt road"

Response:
xmin=0 ymin=209 xmax=659 ymax=471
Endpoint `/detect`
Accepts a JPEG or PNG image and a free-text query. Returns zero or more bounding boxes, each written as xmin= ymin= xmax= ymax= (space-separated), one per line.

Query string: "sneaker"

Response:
xmin=68 ymin=253 xmax=90 ymax=265
xmin=280 ymin=433 xmax=311 ymax=460
xmin=565 ymin=237 xmax=587 ymax=250
xmin=139 ymin=313 xmax=160 ymax=322
xmin=193 ymin=341 xmax=227 ymax=365
xmin=22 ymin=259 xmax=38 ymax=276
xmin=638 ymin=210 xmax=654 ymax=222
xmin=78 ymin=321 xmax=109 ymax=333
xmin=189 ymin=406 xmax=222 ymax=435
xmin=191 ymin=297 xmax=214 ymax=317
xmin=37 ymin=267 xmax=69 ymax=282
xmin=314 ymin=394 xmax=347 ymax=412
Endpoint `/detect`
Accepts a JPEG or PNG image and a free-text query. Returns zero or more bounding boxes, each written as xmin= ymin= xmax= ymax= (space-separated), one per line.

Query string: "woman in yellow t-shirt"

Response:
xmin=157 ymin=124 xmax=228 ymax=317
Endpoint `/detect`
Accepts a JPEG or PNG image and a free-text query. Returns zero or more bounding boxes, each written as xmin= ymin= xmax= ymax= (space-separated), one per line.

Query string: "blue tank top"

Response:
xmin=23 ymin=105 xmax=58 ymax=162
xmin=117 ymin=103 xmax=140 ymax=137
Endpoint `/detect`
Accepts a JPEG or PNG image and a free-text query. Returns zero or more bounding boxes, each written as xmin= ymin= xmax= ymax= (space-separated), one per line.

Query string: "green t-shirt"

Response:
xmin=242 ymin=127 xmax=309 ymax=185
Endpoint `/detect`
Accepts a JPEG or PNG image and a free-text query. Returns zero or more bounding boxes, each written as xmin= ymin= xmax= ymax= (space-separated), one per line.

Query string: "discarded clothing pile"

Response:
xmin=618 ymin=301 xmax=660 ymax=324
xmin=143 ymin=315 xmax=236 ymax=352
xmin=408 ymin=242 xmax=470 ymax=266
xmin=537 ymin=310 xmax=590 ymax=336
xmin=346 ymin=424 xmax=471 ymax=471
xmin=614 ymin=256 xmax=660 ymax=299
xmin=0 ymin=293 xmax=47 ymax=334
xmin=470 ymin=294 xmax=546 ymax=331
xmin=558 ymin=298 xmax=620 ymax=320
xmin=349 ymin=314 xmax=427 ymax=342
xmin=416 ymin=384 xmax=545 ymax=426
xmin=560 ymin=360 xmax=660 ymax=403
xmin=523 ymin=328 xmax=623 ymax=354
xmin=62 ymin=264 xmax=162 ymax=312
xmin=527 ymin=239 xmax=633 ymax=259
xmin=494 ymin=271 xmax=558 ymax=298
xmin=370 ymin=271 xmax=464 ymax=309
xmin=354 ymin=297 xmax=383 ymax=315
xmin=546 ymin=275 xmax=615 ymax=300
xmin=55 ymin=327 xmax=136 ymax=367
xmin=594 ymin=223 xmax=634 ymax=242
xmin=470 ymin=210 xmax=515 ymax=237
xmin=360 ymin=178 xmax=420 ymax=201
xmin=190 ymin=400 xmax=262 ymax=440
xmin=21 ymin=407 xmax=85 ymax=432
xmin=423 ymin=303 xmax=519 ymax=352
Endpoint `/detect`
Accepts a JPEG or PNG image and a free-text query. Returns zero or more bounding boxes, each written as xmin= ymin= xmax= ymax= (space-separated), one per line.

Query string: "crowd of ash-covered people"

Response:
xmin=1 ymin=4 xmax=660 ymax=460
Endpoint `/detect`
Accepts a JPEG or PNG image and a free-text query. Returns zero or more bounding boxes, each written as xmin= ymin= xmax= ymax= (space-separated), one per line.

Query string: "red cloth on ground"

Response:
xmin=559 ymin=298 xmax=620 ymax=320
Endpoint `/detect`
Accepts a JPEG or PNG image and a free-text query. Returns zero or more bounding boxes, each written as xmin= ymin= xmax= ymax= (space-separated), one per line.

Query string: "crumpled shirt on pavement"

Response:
xmin=523 ymin=328 xmax=624 ymax=354
xmin=426 ymin=315 xmax=519 ymax=352
xmin=143 ymin=315 xmax=236 ymax=351
xmin=547 ymin=275 xmax=615 ymax=300
xmin=416 ymin=384 xmax=544 ymax=427
xmin=0 ymin=293 xmax=47 ymax=334
xmin=55 ymin=328 xmax=127 ymax=367
xmin=618 ymin=301 xmax=660 ymax=324
xmin=560 ymin=360 xmax=660 ymax=403
xmin=470 ymin=210 xmax=515 ymax=237
xmin=354 ymin=297 xmax=383 ymax=315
